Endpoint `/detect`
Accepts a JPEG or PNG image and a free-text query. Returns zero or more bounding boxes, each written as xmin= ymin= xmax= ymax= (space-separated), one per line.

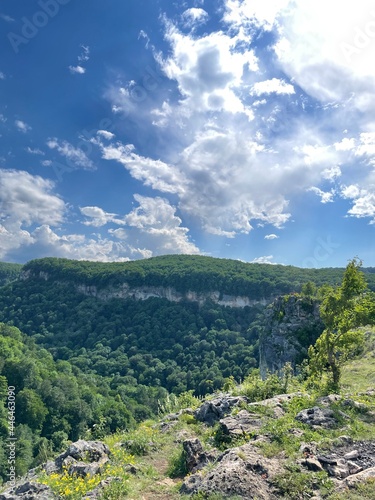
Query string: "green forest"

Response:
xmin=0 ymin=255 xmax=375 ymax=484
xmin=21 ymin=255 xmax=375 ymax=296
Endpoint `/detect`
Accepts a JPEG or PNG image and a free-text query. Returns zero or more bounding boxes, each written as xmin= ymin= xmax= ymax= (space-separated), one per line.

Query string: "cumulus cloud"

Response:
xmin=157 ymin=18 xmax=258 ymax=118
xmin=251 ymin=78 xmax=295 ymax=96
xmin=47 ymin=138 xmax=94 ymax=169
xmin=341 ymin=184 xmax=375 ymax=222
xmin=0 ymin=72 xmax=5 ymax=80
xmin=15 ymin=120 xmax=31 ymax=133
xmin=0 ymin=169 xmax=66 ymax=259
xmin=181 ymin=8 xmax=209 ymax=28
xmin=0 ymin=14 xmax=15 ymax=22
xmin=264 ymin=234 xmax=279 ymax=240
xmin=251 ymin=255 xmax=276 ymax=264
xmin=69 ymin=45 xmax=90 ymax=75
xmin=80 ymin=206 xmax=124 ymax=227
xmin=99 ymin=0 xmax=375 ymax=241
xmin=308 ymin=186 xmax=335 ymax=203
xmin=97 ymin=130 xmax=115 ymax=140
xmin=101 ymin=142 xmax=186 ymax=194
xmin=124 ymin=194 xmax=200 ymax=255
xmin=69 ymin=65 xmax=86 ymax=75
xmin=26 ymin=147 xmax=44 ymax=156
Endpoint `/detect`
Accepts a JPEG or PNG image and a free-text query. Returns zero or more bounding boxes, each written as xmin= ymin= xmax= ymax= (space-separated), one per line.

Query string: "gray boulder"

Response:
xmin=194 ymin=395 xmax=249 ymax=425
xmin=183 ymin=438 xmax=217 ymax=473
xmin=219 ymin=410 xmax=262 ymax=437
xmin=0 ymin=481 xmax=56 ymax=500
xmin=181 ymin=443 xmax=281 ymax=499
xmin=295 ymin=407 xmax=346 ymax=428
xmin=51 ymin=440 xmax=110 ymax=475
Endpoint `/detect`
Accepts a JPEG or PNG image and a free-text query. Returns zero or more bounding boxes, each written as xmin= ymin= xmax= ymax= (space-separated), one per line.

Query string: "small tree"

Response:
xmin=308 ymin=258 xmax=372 ymax=391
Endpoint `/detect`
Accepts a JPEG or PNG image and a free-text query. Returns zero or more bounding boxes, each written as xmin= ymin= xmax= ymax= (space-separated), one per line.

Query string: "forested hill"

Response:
xmin=0 ymin=262 xmax=22 ymax=287
xmin=21 ymin=255 xmax=375 ymax=298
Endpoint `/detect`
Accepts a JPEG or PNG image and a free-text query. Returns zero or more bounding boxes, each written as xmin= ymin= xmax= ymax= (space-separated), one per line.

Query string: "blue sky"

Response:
xmin=0 ymin=0 xmax=374 ymax=267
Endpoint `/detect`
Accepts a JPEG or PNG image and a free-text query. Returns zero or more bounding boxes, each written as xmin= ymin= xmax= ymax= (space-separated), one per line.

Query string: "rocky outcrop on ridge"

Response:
xmin=259 ymin=295 xmax=324 ymax=377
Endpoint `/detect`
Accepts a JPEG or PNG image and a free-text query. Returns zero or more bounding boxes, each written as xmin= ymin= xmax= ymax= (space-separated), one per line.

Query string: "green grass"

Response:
xmin=328 ymin=478 xmax=375 ymax=499
xmin=341 ymin=327 xmax=375 ymax=392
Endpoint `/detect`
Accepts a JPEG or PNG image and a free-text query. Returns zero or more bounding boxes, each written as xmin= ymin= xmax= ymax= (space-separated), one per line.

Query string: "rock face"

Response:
xmin=295 ymin=407 xmax=349 ymax=429
xmin=259 ymin=295 xmax=324 ymax=377
xmin=21 ymin=269 xmax=271 ymax=309
xmin=219 ymin=410 xmax=262 ymax=438
xmin=181 ymin=443 xmax=281 ymax=499
xmin=194 ymin=395 xmax=250 ymax=425
xmin=54 ymin=440 xmax=110 ymax=475
xmin=183 ymin=439 xmax=217 ymax=473
xmin=0 ymin=482 xmax=56 ymax=500
xmin=0 ymin=441 xmax=111 ymax=499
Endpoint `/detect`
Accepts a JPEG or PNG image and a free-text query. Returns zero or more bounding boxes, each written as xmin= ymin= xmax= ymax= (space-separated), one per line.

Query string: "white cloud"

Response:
xmin=223 ymin=0 xmax=290 ymax=30
xmin=78 ymin=45 xmax=90 ymax=63
xmin=0 ymin=169 xmax=66 ymax=259
xmin=69 ymin=65 xmax=86 ymax=75
xmin=182 ymin=8 xmax=209 ymax=27
xmin=157 ymin=18 xmax=258 ymax=119
xmin=124 ymin=194 xmax=199 ymax=255
xmin=0 ymin=114 xmax=6 ymax=123
xmin=101 ymin=1 xmax=375 ymax=240
xmin=251 ymin=255 xmax=276 ymax=264
xmin=308 ymin=186 xmax=335 ymax=204
xmin=101 ymin=142 xmax=186 ymax=194
xmin=80 ymin=206 xmax=124 ymax=227
xmin=334 ymin=137 xmax=356 ymax=151
xmin=340 ymin=184 xmax=375 ymax=222
xmin=15 ymin=120 xmax=31 ymax=133
xmin=108 ymin=228 xmax=127 ymax=240
xmin=355 ymin=132 xmax=375 ymax=163
xmin=0 ymin=14 xmax=15 ymax=22
xmin=0 ymin=169 xmax=65 ymax=226
xmin=97 ymin=130 xmax=115 ymax=140
xmin=26 ymin=147 xmax=45 ymax=156
xmin=151 ymin=101 xmax=173 ymax=127
xmin=251 ymin=78 xmax=295 ymax=96
xmin=47 ymin=138 xmax=94 ymax=169
xmin=262 ymin=1 xmax=375 ymax=121
xmin=0 ymin=72 xmax=5 ymax=80
xmin=69 ymin=45 xmax=90 ymax=75
xmin=26 ymin=225 xmax=135 ymax=262
xmin=322 ymin=165 xmax=341 ymax=181
xmin=264 ymin=234 xmax=279 ymax=240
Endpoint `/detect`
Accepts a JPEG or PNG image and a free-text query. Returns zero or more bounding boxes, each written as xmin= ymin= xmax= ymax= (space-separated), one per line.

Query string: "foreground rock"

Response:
xmin=295 ymin=406 xmax=348 ymax=429
xmin=181 ymin=443 xmax=281 ymax=499
xmin=46 ymin=439 xmax=110 ymax=478
xmin=183 ymin=438 xmax=217 ymax=473
xmin=0 ymin=482 xmax=56 ymax=500
xmin=0 ymin=440 xmax=111 ymax=499
xmin=194 ymin=395 xmax=249 ymax=425
xmin=219 ymin=410 xmax=263 ymax=438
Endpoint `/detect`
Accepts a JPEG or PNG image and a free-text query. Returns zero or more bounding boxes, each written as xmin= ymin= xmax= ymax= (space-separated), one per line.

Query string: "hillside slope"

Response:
xmin=0 ymin=262 xmax=22 ymax=287
xmin=0 ymin=256 xmax=337 ymax=396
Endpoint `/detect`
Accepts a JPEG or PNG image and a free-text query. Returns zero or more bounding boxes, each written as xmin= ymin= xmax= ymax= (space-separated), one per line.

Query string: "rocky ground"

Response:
xmin=1 ymin=389 xmax=375 ymax=499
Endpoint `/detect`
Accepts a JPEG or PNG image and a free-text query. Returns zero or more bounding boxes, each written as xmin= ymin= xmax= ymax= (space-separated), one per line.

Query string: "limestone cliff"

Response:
xmin=20 ymin=269 xmax=271 ymax=308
